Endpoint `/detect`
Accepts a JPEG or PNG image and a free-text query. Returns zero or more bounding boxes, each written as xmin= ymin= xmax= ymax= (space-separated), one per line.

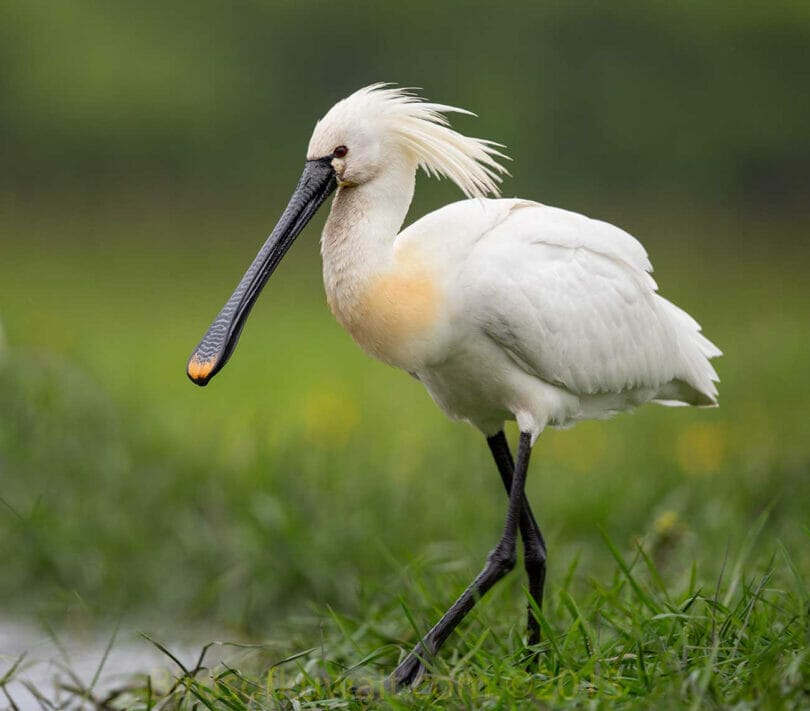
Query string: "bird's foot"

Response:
xmin=385 ymin=651 xmax=427 ymax=692
xmin=523 ymin=646 xmax=540 ymax=672
xmin=523 ymin=614 xmax=542 ymax=671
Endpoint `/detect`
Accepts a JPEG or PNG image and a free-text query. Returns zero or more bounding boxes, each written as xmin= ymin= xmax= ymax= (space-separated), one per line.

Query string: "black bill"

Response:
xmin=187 ymin=158 xmax=337 ymax=385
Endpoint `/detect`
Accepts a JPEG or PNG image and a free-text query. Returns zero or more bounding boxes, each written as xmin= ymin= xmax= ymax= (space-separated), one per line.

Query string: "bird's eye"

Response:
xmin=333 ymin=145 xmax=348 ymax=159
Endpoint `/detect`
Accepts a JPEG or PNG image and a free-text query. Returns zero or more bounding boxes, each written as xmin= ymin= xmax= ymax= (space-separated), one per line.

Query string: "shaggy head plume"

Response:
xmin=307 ymin=84 xmax=510 ymax=198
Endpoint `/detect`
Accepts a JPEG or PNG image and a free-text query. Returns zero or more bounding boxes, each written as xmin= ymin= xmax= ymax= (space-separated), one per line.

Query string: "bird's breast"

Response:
xmin=326 ymin=249 xmax=444 ymax=370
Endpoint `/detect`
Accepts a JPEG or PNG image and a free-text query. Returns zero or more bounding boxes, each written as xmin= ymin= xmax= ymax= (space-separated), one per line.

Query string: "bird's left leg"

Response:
xmin=388 ymin=432 xmax=533 ymax=690
xmin=487 ymin=431 xmax=547 ymax=647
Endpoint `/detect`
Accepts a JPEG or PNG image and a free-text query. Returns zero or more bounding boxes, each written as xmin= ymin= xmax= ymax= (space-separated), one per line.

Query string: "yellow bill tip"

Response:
xmin=187 ymin=354 xmax=216 ymax=385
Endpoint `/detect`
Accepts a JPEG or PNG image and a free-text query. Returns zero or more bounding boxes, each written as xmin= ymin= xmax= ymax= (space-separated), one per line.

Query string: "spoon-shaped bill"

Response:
xmin=187 ymin=158 xmax=337 ymax=386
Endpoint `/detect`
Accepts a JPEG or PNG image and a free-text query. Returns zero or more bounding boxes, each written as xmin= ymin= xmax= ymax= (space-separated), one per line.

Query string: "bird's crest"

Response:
xmin=315 ymin=84 xmax=510 ymax=199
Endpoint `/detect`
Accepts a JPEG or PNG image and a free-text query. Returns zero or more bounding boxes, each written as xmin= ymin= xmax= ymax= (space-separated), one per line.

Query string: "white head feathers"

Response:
xmin=307 ymin=84 xmax=510 ymax=199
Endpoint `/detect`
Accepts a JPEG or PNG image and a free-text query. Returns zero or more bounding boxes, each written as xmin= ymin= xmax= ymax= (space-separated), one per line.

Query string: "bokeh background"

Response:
xmin=1 ymin=0 xmax=808 ymax=637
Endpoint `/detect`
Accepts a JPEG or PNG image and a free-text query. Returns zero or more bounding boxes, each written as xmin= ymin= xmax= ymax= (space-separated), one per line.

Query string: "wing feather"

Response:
xmin=460 ymin=201 xmax=720 ymax=403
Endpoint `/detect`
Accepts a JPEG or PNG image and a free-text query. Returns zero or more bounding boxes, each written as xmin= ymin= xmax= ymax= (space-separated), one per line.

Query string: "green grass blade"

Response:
xmin=599 ymin=527 xmax=661 ymax=614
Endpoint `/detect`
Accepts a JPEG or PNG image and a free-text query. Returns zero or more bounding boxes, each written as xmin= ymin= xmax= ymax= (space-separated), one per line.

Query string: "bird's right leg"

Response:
xmin=487 ymin=431 xmax=547 ymax=647
xmin=388 ymin=432 xmax=534 ymax=690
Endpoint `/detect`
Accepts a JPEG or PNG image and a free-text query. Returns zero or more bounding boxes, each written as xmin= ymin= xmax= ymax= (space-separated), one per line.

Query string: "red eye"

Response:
xmin=333 ymin=145 xmax=348 ymax=158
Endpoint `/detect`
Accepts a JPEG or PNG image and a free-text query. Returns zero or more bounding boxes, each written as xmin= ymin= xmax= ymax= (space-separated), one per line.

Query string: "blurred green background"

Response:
xmin=1 ymin=0 xmax=808 ymax=636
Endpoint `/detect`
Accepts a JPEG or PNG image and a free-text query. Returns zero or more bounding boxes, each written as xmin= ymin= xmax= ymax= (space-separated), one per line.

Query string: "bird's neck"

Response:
xmin=320 ymin=159 xmax=416 ymax=311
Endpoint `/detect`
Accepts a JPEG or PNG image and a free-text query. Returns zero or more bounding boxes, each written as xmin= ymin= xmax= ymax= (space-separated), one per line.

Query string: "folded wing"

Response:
xmin=461 ymin=201 xmax=720 ymax=405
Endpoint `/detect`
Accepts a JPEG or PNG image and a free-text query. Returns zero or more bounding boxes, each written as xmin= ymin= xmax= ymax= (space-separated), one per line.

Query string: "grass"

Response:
xmin=7 ymin=527 xmax=808 ymax=709
xmin=0 ymin=195 xmax=809 ymax=707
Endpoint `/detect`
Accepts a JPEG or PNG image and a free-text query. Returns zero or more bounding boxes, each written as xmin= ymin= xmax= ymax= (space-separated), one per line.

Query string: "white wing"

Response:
xmin=457 ymin=200 xmax=720 ymax=404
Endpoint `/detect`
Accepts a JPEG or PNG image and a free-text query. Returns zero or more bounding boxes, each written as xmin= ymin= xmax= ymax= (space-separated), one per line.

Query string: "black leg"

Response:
xmin=388 ymin=432 xmax=534 ymax=689
xmin=487 ymin=431 xmax=547 ymax=647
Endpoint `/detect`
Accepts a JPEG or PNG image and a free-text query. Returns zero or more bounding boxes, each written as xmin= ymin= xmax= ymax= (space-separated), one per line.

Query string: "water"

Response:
xmin=0 ymin=618 xmax=222 ymax=710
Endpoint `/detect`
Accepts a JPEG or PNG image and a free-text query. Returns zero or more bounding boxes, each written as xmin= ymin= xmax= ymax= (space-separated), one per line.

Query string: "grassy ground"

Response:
xmin=1 ymin=196 xmax=808 ymax=707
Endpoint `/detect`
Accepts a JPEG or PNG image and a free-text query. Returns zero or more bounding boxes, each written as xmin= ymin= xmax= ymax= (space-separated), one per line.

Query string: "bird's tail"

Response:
xmin=658 ymin=297 xmax=722 ymax=406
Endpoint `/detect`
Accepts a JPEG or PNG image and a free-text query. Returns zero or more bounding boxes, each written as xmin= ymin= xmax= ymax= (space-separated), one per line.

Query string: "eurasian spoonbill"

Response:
xmin=187 ymin=84 xmax=721 ymax=687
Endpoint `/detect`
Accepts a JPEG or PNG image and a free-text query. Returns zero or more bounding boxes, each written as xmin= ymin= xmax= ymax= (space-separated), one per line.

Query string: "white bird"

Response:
xmin=187 ymin=84 xmax=721 ymax=687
